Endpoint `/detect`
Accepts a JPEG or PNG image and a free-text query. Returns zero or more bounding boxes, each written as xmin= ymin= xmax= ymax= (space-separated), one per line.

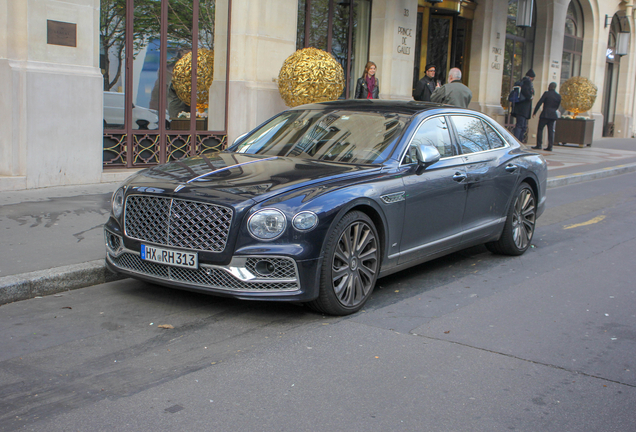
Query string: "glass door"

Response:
xmin=602 ymin=16 xmax=620 ymax=137
xmin=412 ymin=5 xmax=473 ymax=94
xmin=427 ymin=15 xmax=453 ymax=84
xmin=297 ymin=0 xmax=372 ymax=99
xmin=501 ymin=0 xmax=535 ymax=131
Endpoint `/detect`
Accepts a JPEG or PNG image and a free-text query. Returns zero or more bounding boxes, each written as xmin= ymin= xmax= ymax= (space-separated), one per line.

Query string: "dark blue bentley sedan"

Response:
xmin=104 ymin=100 xmax=547 ymax=315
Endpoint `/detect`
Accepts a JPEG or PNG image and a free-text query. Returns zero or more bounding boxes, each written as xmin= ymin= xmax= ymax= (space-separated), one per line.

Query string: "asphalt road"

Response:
xmin=1 ymin=172 xmax=635 ymax=431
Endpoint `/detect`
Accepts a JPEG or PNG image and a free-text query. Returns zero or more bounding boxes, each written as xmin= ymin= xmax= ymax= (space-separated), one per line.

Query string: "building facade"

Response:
xmin=1 ymin=0 xmax=634 ymax=190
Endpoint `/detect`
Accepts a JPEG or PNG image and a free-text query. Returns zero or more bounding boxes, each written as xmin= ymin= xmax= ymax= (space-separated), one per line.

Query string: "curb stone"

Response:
xmin=547 ymin=162 xmax=636 ymax=188
xmin=0 ymin=260 xmax=124 ymax=305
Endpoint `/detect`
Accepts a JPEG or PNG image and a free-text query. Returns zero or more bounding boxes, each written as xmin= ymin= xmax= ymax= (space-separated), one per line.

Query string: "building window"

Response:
xmin=501 ymin=0 xmax=535 ymax=126
xmin=100 ymin=0 xmax=231 ymax=168
xmin=602 ymin=15 xmax=624 ymax=137
xmin=296 ymin=0 xmax=372 ymax=98
xmin=561 ymin=0 xmax=584 ymax=84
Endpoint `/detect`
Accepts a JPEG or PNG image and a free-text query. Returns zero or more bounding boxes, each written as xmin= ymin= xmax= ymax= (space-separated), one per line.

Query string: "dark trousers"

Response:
xmin=513 ymin=116 xmax=528 ymax=142
xmin=537 ymin=118 xmax=556 ymax=149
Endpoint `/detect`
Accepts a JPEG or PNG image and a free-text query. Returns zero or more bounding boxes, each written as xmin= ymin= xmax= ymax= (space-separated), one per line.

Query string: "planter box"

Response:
xmin=170 ymin=118 xmax=208 ymax=131
xmin=554 ymin=118 xmax=594 ymax=147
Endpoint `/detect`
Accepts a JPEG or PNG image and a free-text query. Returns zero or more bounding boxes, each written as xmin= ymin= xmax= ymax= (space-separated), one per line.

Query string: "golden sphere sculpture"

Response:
xmin=278 ymin=47 xmax=345 ymax=107
xmin=171 ymin=48 xmax=214 ymax=107
xmin=560 ymin=76 xmax=598 ymax=118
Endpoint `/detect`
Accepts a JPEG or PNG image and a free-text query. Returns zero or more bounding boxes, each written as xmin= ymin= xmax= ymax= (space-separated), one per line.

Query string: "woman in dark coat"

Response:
xmin=355 ymin=61 xmax=379 ymax=99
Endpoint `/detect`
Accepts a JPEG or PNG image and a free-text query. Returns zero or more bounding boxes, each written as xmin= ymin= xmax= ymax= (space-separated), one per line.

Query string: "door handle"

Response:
xmin=505 ymin=164 xmax=518 ymax=173
xmin=453 ymin=172 xmax=467 ymax=182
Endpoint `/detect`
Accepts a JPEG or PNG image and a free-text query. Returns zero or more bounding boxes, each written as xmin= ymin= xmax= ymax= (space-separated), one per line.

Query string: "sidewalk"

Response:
xmin=534 ymin=137 xmax=636 ymax=186
xmin=2 ymin=138 xmax=636 ymax=304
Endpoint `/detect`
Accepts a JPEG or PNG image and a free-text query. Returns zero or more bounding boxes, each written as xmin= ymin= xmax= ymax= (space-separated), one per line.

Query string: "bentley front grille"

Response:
xmin=124 ymin=195 xmax=233 ymax=252
xmin=110 ymin=253 xmax=300 ymax=292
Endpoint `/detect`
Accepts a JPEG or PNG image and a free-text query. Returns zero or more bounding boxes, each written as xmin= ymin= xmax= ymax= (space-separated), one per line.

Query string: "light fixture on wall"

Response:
xmin=516 ymin=0 xmax=533 ymax=27
xmin=616 ymin=32 xmax=630 ymax=56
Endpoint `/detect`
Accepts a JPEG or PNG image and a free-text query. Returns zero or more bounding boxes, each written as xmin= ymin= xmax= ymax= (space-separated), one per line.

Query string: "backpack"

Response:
xmin=508 ymin=84 xmax=526 ymax=104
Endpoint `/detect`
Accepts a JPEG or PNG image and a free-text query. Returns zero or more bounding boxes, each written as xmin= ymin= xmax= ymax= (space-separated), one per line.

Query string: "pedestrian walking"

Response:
xmin=512 ymin=69 xmax=535 ymax=142
xmin=531 ymin=82 xmax=561 ymax=151
xmin=413 ymin=64 xmax=439 ymax=102
xmin=430 ymin=67 xmax=472 ymax=108
xmin=355 ymin=61 xmax=379 ymax=99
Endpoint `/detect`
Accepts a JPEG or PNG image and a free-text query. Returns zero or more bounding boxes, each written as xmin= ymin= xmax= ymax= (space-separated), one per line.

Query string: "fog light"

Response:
xmin=255 ymin=260 xmax=275 ymax=276
xmin=106 ymin=232 xmax=121 ymax=252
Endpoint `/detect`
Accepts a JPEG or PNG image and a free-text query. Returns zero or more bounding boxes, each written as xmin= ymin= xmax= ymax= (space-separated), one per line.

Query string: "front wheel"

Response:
xmin=486 ymin=182 xmax=536 ymax=256
xmin=308 ymin=211 xmax=380 ymax=316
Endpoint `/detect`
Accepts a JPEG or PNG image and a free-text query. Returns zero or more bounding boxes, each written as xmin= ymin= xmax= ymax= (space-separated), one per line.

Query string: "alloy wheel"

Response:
xmin=331 ymin=221 xmax=378 ymax=307
xmin=511 ymin=188 xmax=536 ymax=250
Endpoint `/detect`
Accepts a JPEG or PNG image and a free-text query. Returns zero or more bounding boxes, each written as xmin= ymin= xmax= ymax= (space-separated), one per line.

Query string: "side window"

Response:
xmin=451 ymin=116 xmax=490 ymax=154
xmin=403 ymin=116 xmax=454 ymax=164
xmin=483 ymin=121 xmax=505 ymax=149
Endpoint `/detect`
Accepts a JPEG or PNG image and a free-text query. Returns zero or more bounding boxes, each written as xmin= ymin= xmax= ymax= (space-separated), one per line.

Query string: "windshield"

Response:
xmin=229 ymin=109 xmax=406 ymax=164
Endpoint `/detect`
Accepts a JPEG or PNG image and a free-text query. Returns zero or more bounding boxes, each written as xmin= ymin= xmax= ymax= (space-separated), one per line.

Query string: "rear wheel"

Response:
xmin=486 ymin=182 xmax=536 ymax=256
xmin=308 ymin=211 xmax=379 ymax=316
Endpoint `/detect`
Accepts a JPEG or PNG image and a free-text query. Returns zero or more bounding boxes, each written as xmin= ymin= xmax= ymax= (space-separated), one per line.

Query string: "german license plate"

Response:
xmin=140 ymin=244 xmax=198 ymax=269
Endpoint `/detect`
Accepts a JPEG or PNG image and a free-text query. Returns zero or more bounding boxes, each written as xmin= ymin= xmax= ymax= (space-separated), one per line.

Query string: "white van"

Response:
xmin=103 ymin=91 xmax=164 ymax=130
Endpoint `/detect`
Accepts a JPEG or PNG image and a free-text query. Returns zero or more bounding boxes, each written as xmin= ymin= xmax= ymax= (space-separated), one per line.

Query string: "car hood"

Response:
xmin=125 ymin=152 xmax=380 ymax=206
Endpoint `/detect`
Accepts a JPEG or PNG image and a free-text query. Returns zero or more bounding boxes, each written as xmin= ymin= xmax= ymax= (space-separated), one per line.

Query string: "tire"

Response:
xmin=308 ymin=211 xmax=380 ymax=316
xmin=486 ymin=182 xmax=536 ymax=256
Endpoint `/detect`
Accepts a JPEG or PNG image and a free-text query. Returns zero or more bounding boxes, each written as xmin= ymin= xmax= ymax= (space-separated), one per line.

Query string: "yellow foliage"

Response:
xmin=278 ymin=47 xmax=345 ymax=107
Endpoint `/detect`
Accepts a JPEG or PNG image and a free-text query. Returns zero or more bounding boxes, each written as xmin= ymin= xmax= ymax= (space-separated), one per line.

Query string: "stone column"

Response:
xmin=226 ymin=0 xmax=296 ymax=145
xmin=526 ymin=0 xmax=569 ymax=145
xmin=368 ymin=0 xmax=418 ymax=100
xmin=612 ymin=6 xmax=635 ymax=138
xmin=579 ymin=0 xmax=615 ymax=139
xmin=467 ymin=0 xmax=508 ymax=121
xmin=0 ymin=0 xmax=103 ymax=190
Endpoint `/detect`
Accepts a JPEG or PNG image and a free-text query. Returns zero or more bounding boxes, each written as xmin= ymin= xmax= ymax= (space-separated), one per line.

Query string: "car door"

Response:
xmin=398 ymin=115 xmax=468 ymax=265
xmin=449 ymin=115 xmax=520 ymax=243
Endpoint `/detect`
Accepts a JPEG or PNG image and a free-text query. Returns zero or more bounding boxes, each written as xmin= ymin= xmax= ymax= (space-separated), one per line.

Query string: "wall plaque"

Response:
xmin=47 ymin=20 xmax=77 ymax=47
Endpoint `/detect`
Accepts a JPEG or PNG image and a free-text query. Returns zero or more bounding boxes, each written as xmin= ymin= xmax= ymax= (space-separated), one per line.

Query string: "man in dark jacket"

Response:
xmin=512 ymin=69 xmax=535 ymax=142
xmin=531 ymin=82 xmax=561 ymax=151
xmin=413 ymin=64 xmax=439 ymax=102
xmin=431 ymin=68 xmax=472 ymax=108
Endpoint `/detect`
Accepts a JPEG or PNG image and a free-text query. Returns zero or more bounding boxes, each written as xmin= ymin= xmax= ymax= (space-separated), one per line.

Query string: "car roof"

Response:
xmin=290 ymin=99 xmax=461 ymax=116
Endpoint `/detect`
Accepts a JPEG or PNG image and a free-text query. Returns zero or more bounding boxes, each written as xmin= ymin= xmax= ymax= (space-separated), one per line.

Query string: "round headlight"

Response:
xmin=292 ymin=211 xmax=318 ymax=231
xmin=112 ymin=188 xmax=124 ymax=218
xmin=248 ymin=209 xmax=287 ymax=240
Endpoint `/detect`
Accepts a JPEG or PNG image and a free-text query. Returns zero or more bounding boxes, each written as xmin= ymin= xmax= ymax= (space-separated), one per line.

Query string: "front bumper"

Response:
xmin=104 ymin=228 xmax=321 ymax=302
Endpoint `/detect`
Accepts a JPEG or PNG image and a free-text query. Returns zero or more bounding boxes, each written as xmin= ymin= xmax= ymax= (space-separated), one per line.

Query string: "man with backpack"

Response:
xmin=511 ymin=69 xmax=535 ymax=142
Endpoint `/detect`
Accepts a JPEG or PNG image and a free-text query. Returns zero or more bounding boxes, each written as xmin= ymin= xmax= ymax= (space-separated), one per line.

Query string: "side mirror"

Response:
xmin=415 ymin=145 xmax=441 ymax=168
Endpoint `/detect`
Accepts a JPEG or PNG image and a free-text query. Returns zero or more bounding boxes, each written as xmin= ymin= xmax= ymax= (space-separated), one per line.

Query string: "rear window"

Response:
xmin=450 ymin=115 xmax=507 ymax=154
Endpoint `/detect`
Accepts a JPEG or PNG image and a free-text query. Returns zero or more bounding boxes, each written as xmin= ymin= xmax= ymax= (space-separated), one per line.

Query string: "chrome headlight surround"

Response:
xmin=112 ymin=187 xmax=125 ymax=219
xmin=248 ymin=208 xmax=287 ymax=240
xmin=292 ymin=211 xmax=318 ymax=231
